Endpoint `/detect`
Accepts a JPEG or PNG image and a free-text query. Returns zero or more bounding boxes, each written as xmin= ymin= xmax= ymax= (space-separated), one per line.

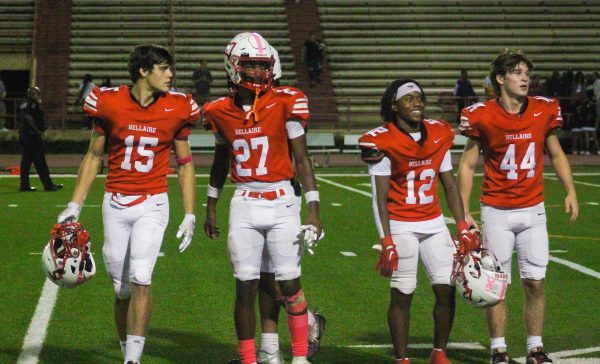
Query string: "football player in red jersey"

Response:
xmin=203 ymin=32 xmax=322 ymax=364
xmin=360 ymin=78 xmax=478 ymax=364
xmin=457 ymin=50 xmax=578 ymax=364
xmin=57 ymin=45 xmax=199 ymax=364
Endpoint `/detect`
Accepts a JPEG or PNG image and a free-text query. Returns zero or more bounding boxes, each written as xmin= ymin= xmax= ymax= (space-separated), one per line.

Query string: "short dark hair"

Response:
xmin=128 ymin=44 xmax=174 ymax=83
xmin=490 ymin=49 xmax=533 ymax=95
xmin=380 ymin=78 xmax=426 ymax=122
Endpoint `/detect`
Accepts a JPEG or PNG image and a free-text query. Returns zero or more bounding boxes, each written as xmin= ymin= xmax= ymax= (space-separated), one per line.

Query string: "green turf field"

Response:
xmin=1 ymin=167 xmax=599 ymax=363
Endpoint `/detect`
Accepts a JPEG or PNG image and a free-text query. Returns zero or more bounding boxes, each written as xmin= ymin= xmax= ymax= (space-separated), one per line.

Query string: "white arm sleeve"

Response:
xmin=439 ymin=150 xmax=453 ymax=172
xmin=286 ymin=120 xmax=305 ymax=139
xmin=371 ymin=175 xmax=385 ymax=238
xmin=367 ymin=156 xmax=392 ymax=176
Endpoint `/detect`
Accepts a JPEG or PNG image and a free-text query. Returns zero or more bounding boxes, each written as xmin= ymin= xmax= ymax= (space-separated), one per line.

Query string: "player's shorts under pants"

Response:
xmin=228 ymin=185 xmax=302 ymax=282
xmin=481 ymin=201 xmax=548 ymax=282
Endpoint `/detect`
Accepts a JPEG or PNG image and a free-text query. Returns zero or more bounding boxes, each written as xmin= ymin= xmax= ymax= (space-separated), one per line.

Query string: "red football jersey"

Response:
xmin=459 ymin=96 xmax=563 ymax=208
xmin=202 ymin=86 xmax=309 ymax=183
xmin=83 ymin=85 xmax=199 ymax=194
xmin=359 ymin=119 xmax=455 ymax=222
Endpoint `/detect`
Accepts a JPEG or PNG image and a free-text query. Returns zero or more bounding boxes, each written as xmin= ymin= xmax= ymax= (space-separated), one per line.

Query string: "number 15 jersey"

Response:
xmin=83 ymin=85 xmax=199 ymax=194
xmin=459 ymin=96 xmax=562 ymax=208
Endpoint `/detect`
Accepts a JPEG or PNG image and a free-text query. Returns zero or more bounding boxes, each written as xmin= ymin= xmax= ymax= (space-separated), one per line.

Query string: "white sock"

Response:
xmin=526 ymin=336 xmax=543 ymax=352
xmin=260 ymin=332 xmax=279 ymax=354
xmin=490 ymin=337 xmax=507 ymax=351
xmin=125 ymin=335 xmax=145 ymax=363
xmin=120 ymin=340 xmax=127 ymax=356
xmin=307 ymin=310 xmax=316 ymax=326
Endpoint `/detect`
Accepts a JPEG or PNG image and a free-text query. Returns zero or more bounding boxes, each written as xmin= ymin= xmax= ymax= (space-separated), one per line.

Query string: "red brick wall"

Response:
xmin=33 ymin=0 xmax=71 ymax=128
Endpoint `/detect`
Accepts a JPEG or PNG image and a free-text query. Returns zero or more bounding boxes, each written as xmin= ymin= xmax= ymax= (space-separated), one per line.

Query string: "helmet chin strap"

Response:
xmin=244 ymin=87 xmax=262 ymax=125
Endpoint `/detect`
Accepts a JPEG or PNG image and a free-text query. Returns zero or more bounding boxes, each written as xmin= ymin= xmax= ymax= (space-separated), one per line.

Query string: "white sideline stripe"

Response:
xmin=331 ymin=202 xmax=342 ymax=206
xmin=346 ymin=342 xmax=486 ymax=350
xmin=17 ymin=279 xmax=59 ymax=364
xmin=340 ymin=251 xmax=357 ymax=257
xmin=549 ymin=249 xmax=568 ymax=253
xmin=586 ymin=202 xmax=599 ymax=205
xmin=322 ymin=177 xmax=600 ymax=281
xmin=547 ymin=176 xmax=600 ymax=188
xmin=9 ymin=204 xmax=17 ymax=207
xmin=549 ymin=255 xmax=600 ymax=279
xmin=56 ymin=204 xmax=100 ymax=207
xmin=512 ymin=346 xmax=600 ymax=363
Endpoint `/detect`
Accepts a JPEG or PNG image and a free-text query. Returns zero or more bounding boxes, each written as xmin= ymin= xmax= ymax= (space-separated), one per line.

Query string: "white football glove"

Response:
xmin=176 ymin=213 xmax=195 ymax=253
xmin=57 ymin=202 xmax=81 ymax=223
xmin=300 ymin=225 xmax=325 ymax=255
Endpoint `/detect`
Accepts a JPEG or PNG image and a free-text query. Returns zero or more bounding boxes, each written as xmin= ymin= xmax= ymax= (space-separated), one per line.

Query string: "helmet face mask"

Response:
xmin=452 ymin=248 xmax=508 ymax=308
xmin=41 ymin=222 xmax=96 ymax=288
xmin=224 ymin=32 xmax=275 ymax=92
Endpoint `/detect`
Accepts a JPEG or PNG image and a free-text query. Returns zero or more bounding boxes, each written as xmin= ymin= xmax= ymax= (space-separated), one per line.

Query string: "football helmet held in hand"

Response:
xmin=451 ymin=248 xmax=508 ymax=308
xmin=41 ymin=221 xmax=96 ymax=288
xmin=224 ymin=32 xmax=275 ymax=92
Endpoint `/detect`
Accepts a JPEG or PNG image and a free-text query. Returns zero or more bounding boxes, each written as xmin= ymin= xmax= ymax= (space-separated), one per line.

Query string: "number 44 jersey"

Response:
xmin=202 ymin=86 xmax=309 ymax=183
xmin=459 ymin=96 xmax=563 ymax=208
xmin=83 ymin=85 xmax=199 ymax=194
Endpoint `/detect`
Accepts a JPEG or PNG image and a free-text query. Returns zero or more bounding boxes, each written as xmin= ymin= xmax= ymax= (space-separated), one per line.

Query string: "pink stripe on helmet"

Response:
xmin=251 ymin=32 xmax=265 ymax=54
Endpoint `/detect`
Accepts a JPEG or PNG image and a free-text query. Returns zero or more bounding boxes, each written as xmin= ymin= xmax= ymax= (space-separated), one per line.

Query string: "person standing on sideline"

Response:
xmin=0 ymin=74 xmax=7 ymax=131
xmin=453 ymin=69 xmax=478 ymax=124
xmin=203 ymin=32 xmax=322 ymax=364
xmin=302 ymin=32 xmax=325 ymax=88
xmin=458 ymin=49 xmax=578 ymax=364
xmin=359 ymin=78 xmax=480 ymax=364
xmin=57 ymin=44 xmax=199 ymax=364
xmin=18 ymin=86 xmax=62 ymax=192
xmin=192 ymin=59 xmax=213 ymax=105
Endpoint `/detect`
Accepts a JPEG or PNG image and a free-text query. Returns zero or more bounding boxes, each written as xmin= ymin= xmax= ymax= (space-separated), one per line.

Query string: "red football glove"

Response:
xmin=376 ymin=236 xmax=399 ymax=277
xmin=457 ymin=220 xmax=481 ymax=254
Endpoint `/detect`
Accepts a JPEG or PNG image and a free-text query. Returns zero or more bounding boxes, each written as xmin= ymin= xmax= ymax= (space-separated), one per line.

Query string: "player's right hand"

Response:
xmin=375 ymin=236 xmax=398 ymax=277
xmin=457 ymin=220 xmax=481 ymax=254
xmin=57 ymin=202 xmax=81 ymax=223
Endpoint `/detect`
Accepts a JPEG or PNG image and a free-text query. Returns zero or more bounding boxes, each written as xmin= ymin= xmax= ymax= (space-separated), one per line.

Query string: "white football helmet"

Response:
xmin=271 ymin=45 xmax=281 ymax=81
xmin=224 ymin=32 xmax=275 ymax=91
xmin=41 ymin=222 xmax=96 ymax=288
xmin=452 ymin=249 xmax=508 ymax=308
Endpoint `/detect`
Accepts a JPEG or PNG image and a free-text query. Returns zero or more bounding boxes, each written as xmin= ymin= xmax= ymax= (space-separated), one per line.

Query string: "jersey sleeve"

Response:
xmin=290 ymin=92 xmax=309 ymax=123
xmin=83 ymin=86 xmax=103 ymax=119
xmin=175 ymin=94 xmax=200 ymax=139
xmin=201 ymin=104 xmax=217 ymax=133
xmin=359 ymin=127 xmax=389 ymax=164
xmin=548 ymin=98 xmax=563 ymax=130
xmin=458 ymin=102 xmax=484 ymax=139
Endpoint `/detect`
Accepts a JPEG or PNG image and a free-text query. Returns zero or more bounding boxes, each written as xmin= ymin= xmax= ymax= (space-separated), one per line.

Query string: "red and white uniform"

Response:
xmin=459 ymin=96 xmax=563 ymax=280
xmin=83 ymin=85 xmax=199 ymax=295
xmin=360 ymin=119 xmax=456 ymax=293
xmin=459 ymin=96 xmax=562 ymax=208
xmin=203 ymin=86 xmax=309 ymax=281
xmin=84 ymin=85 xmax=199 ymax=194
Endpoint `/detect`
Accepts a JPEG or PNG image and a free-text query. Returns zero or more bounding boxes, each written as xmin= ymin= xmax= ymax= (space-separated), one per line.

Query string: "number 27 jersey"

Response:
xmin=459 ymin=96 xmax=562 ymax=208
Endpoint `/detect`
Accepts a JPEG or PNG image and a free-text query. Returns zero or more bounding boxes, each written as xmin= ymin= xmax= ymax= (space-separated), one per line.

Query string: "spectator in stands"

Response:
xmin=453 ymin=69 xmax=477 ymax=123
xmin=192 ymin=60 xmax=213 ymax=105
xmin=580 ymin=77 xmax=599 ymax=155
xmin=303 ymin=31 xmax=326 ymax=87
xmin=528 ymin=74 xmax=543 ymax=96
xmin=0 ymin=74 xmax=7 ymax=131
xmin=483 ymin=75 xmax=495 ymax=100
xmin=570 ymin=71 xmax=586 ymax=154
xmin=18 ymin=86 xmax=62 ymax=192
xmin=544 ymin=70 xmax=561 ymax=98
xmin=593 ymin=72 xmax=600 ymax=127
xmin=100 ymin=75 xmax=112 ymax=88
xmin=76 ymin=74 xmax=95 ymax=129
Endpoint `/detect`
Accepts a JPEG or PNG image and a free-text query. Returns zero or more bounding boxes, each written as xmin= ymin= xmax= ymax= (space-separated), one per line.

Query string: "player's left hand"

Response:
xmin=565 ymin=192 xmax=579 ymax=224
xmin=176 ymin=213 xmax=195 ymax=253
xmin=300 ymin=225 xmax=325 ymax=255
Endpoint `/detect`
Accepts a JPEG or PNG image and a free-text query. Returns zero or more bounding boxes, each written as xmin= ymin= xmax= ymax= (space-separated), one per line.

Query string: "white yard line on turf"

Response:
xmin=547 ymin=176 xmax=600 ymax=188
xmin=549 ymin=256 xmax=600 ymax=279
xmin=320 ymin=176 xmax=600 ymax=281
xmin=17 ymin=279 xmax=59 ymax=364
xmin=346 ymin=342 xmax=486 ymax=350
xmin=512 ymin=346 xmax=600 ymax=363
